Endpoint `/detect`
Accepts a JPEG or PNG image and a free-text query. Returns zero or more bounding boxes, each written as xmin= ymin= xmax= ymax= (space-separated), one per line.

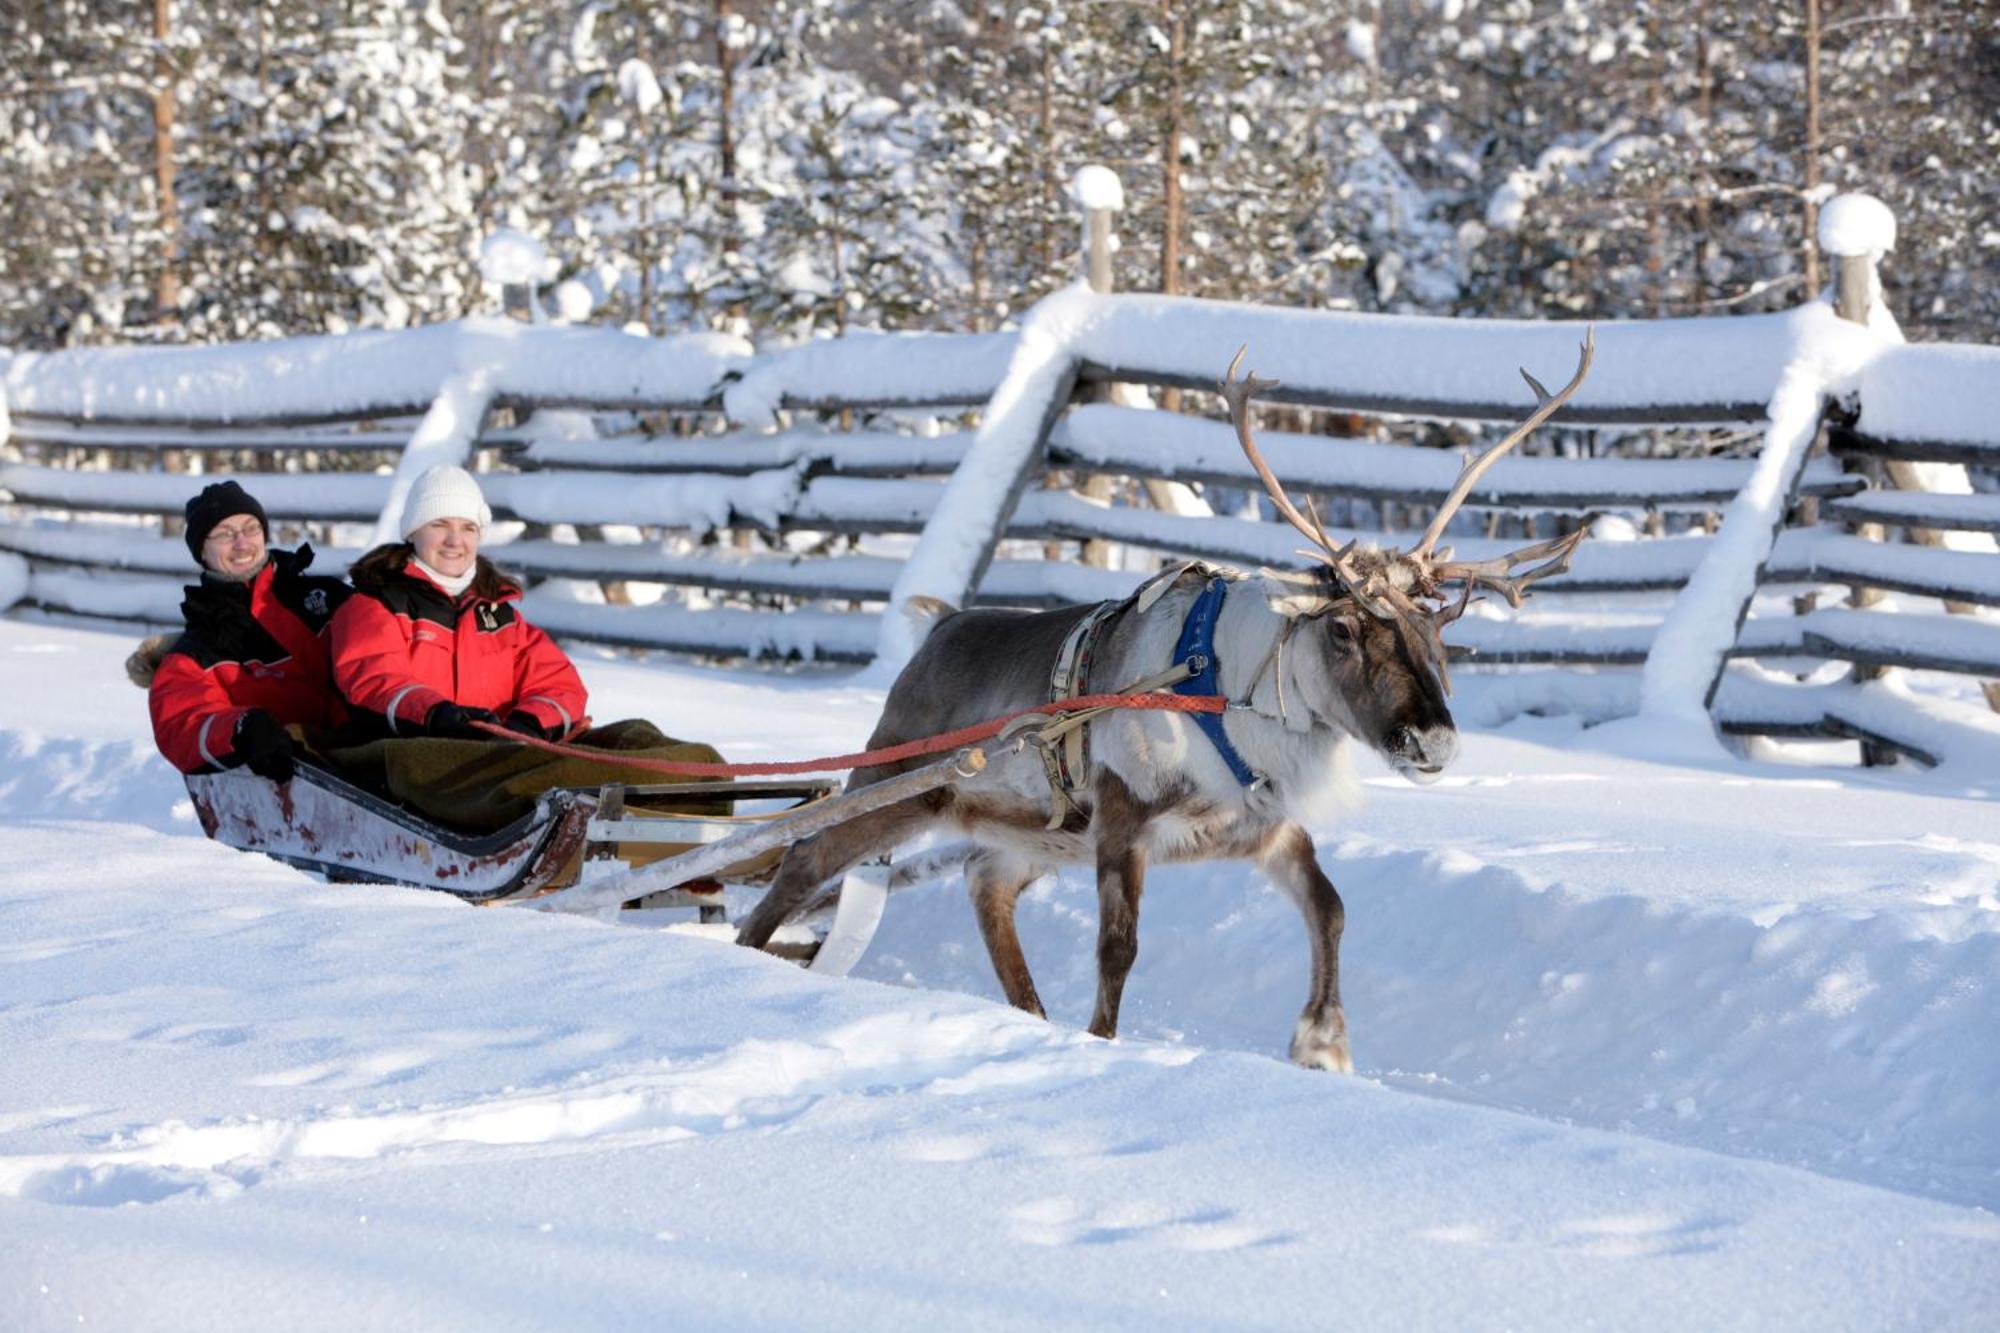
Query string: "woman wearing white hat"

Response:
xmin=325 ymin=465 xmax=723 ymax=832
xmin=330 ymin=464 xmax=586 ymax=742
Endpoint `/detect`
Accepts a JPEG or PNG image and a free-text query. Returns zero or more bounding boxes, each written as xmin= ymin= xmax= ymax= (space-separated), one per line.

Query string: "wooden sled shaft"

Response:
xmin=533 ymin=748 xmax=986 ymax=917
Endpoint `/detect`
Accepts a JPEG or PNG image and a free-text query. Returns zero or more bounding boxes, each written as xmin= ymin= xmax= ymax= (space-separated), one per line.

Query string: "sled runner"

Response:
xmin=184 ymin=747 xmax=984 ymax=975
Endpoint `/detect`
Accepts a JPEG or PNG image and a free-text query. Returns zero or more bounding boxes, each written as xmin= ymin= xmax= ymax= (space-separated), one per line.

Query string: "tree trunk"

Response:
xmin=716 ymin=0 xmax=752 ymax=551
xmin=1038 ymin=42 xmax=1057 ymax=273
xmin=1159 ymin=1 xmax=1185 ymax=300
xmin=716 ymin=0 xmax=738 ymax=261
xmin=1692 ymin=0 xmax=1713 ymax=306
xmin=1802 ymin=0 xmax=1822 ymax=295
xmin=151 ymin=0 xmax=179 ymax=322
xmin=829 ymin=187 xmax=849 ymax=337
xmin=969 ymin=218 xmax=987 ymax=331
xmin=1158 ymin=1 xmax=1186 ymax=415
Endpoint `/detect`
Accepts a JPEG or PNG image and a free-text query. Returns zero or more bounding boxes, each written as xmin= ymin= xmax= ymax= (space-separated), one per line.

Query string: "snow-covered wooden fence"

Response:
xmin=0 ymin=323 xmax=1021 ymax=661
xmin=0 ymin=318 xmax=1847 ymax=659
xmin=2 ymin=200 xmax=1995 ymax=763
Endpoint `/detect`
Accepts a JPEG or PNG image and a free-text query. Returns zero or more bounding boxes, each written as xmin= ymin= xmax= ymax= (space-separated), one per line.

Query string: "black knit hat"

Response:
xmin=183 ymin=481 xmax=268 ymax=562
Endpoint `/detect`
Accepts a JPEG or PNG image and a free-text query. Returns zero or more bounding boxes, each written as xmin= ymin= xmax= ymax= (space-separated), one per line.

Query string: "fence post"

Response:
xmin=1819 ymin=196 xmax=1893 ymax=717
xmin=366 ymin=246 xmax=507 ymax=547
xmin=369 ymin=369 xmax=498 ymax=550
xmin=1821 ymin=194 xmax=2000 ymax=716
xmin=1813 ymin=196 xmax=1911 ymax=756
xmin=1071 ymin=166 xmax=1124 ymax=568
xmin=875 ymin=287 xmax=1093 ymax=667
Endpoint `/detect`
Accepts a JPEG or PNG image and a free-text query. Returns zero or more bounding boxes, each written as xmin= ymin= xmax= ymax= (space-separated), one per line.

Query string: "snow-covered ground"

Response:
xmin=2 ymin=617 xmax=1996 ymax=1331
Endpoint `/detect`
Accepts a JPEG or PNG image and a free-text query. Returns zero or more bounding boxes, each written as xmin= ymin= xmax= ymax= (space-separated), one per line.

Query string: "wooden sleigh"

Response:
xmin=184 ymin=747 xmax=983 ymax=975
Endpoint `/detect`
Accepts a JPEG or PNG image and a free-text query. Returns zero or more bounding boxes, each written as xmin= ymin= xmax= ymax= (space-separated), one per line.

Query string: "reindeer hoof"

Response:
xmin=1289 ymin=1018 xmax=1353 ymax=1073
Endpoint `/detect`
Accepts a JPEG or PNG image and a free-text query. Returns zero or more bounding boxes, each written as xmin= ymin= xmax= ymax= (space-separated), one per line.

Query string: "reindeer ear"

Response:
xmin=1260 ymin=568 xmax=1334 ymax=619
xmin=1265 ymin=588 xmax=1335 ymax=619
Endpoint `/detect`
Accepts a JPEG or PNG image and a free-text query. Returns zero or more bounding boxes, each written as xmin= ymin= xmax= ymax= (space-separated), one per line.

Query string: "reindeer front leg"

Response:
xmin=1087 ymin=772 xmax=1151 ymax=1041
xmin=1258 ymin=823 xmax=1353 ymax=1072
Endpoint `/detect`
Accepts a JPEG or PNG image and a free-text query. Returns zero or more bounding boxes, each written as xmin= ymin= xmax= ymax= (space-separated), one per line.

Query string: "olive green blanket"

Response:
xmin=325 ymin=718 xmax=727 ymax=833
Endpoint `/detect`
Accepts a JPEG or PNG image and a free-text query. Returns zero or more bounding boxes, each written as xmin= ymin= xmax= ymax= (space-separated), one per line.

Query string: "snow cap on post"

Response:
xmin=1817 ymin=193 xmax=1895 ymax=326
xmin=1071 ymin=166 xmax=1123 ymax=294
xmin=480 ymin=227 xmax=553 ymax=323
xmin=1070 ymin=165 xmax=1125 ymax=213
xmin=1816 ymin=193 xmax=1896 ymax=259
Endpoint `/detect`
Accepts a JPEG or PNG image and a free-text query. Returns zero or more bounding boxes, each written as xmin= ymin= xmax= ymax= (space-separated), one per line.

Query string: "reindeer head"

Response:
xmin=1220 ymin=332 xmax=1596 ymax=783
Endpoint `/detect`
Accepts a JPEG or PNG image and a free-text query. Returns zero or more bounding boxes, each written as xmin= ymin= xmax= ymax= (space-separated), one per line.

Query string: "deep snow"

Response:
xmin=1 ymin=617 xmax=1996 ymax=1331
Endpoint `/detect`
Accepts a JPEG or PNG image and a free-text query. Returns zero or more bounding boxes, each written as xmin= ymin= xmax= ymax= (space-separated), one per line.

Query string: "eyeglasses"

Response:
xmin=204 ymin=521 xmax=264 ymax=546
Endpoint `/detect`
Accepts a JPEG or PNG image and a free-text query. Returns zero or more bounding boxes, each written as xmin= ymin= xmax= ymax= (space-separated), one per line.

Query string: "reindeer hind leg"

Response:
xmin=966 ymin=847 xmax=1048 ymax=1019
xmin=1087 ymin=772 xmax=1150 ymax=1042
xmin=735 ymin=792 xmax=937 ymax=951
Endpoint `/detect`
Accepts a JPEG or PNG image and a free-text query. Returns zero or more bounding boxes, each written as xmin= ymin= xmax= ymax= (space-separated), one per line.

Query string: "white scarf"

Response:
xmin=412 ymin=556 xmax=476 ymax=598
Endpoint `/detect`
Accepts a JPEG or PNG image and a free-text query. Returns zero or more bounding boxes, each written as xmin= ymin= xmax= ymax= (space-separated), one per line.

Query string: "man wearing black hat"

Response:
xmin=146 ymin=481 xmax=352 ymax=781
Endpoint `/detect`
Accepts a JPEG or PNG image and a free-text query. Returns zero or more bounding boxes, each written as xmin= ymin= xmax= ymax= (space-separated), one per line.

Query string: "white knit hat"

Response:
xmin=400 ymin=465 xmax=492 ymax=539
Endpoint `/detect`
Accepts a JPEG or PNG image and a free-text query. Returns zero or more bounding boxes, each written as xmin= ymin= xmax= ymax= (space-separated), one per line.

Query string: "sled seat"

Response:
xmin=186 ymin=762 xmax=838 ymax=906
xmin=187 ymin=759 xmax=597 ymax=903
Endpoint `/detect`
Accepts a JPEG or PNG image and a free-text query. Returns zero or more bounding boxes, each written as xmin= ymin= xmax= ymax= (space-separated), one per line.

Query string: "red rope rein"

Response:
xmin=470 ymin=691 xmax=1226 ymax=778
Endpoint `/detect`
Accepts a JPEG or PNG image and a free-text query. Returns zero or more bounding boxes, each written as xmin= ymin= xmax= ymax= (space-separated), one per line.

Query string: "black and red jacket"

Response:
xmin=149 ymin=546 xmax=352 ymax=773
xmin=329 ymin=546 xmax=586 ymax=739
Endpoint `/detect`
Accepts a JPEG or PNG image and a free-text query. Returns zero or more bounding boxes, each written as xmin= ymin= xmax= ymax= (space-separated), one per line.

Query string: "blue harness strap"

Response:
xmin=1171 ymin=576 xmax=1261 ymax=788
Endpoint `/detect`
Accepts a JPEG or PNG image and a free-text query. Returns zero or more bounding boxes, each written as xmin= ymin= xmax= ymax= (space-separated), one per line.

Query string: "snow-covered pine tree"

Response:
xmin=168 ymin=0 xmax=484 ymax=338
xmin=0 ymin=1 xmax=179 ymax=344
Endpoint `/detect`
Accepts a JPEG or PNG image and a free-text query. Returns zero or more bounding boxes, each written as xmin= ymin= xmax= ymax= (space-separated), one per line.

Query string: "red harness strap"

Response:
xmin=469 ymin=691 xmax=1227 ymax=778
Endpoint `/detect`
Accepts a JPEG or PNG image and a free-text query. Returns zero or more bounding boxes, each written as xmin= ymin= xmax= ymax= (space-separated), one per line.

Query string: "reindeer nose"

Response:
xmin=1392 ymin=724 xmax=1459 ymax=783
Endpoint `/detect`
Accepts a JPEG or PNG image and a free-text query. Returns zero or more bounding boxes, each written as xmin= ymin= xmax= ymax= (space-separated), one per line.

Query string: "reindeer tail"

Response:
xmin=125 ymin=634 xmax=174 ymax=688
xmin=898 ymin=596 xmax=959 ymax=650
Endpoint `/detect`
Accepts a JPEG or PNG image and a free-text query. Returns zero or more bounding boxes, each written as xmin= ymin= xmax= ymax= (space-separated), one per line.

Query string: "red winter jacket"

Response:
xmin=149 ymin=546 xmax=352 ymax=773
xmin=330 ymin=548 xmax=586 ymax=739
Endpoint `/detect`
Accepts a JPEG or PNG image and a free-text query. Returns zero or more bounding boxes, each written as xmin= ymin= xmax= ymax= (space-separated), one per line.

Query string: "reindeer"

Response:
xmin=737 ymin=333 xmax=1595 ymax=1070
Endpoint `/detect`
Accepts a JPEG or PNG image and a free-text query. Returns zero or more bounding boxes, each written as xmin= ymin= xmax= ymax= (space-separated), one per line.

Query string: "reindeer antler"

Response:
xmin=1424 ymin=527 xmax=1591 ymax=608
xmin=1221 ymin=347 xmax=1397 ymax=612
xmin=1220 ymin=332 xmax=1597 ymax=680
xmin=1221 ymin=348 xmax=1334 ymax=563
xmin=1403 ymin=328 xmax=1597 ymax=600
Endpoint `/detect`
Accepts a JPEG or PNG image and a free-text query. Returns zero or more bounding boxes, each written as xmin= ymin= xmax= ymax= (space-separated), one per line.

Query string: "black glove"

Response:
xmin=424 ymin=702 xmax=499 ymax=740
xmin=232 ymin=709 xmax=295 ymax=783
xmin=502 ymin=712 xmax=556 ymax=741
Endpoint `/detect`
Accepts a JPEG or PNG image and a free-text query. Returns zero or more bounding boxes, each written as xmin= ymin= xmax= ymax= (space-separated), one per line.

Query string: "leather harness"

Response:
xmin=1036 ymin=567 xmax=1263 ymax=828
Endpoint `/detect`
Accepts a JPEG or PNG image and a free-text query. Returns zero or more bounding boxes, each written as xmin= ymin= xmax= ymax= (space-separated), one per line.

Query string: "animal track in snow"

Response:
xmin=1418 ymin=1210 xmax=1734 ymax=1260
xmin=128 ymin=1022 xmax=256 ymax=1049
xmin=16 ymin=1161 xmax=250 ymax=1209
xmin=0 ymin=926 xmax=144 ymax=965
xmin=1006 ymin=1195 xmax=1290 ymax=1251
xmin=244 ymin=1047 xmax=438 ymax=1089
xmin=0 ymin=1106 xmax=100 ymax=1135
xmin=898 ymin=1129 xmax=1165 ymax=1167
